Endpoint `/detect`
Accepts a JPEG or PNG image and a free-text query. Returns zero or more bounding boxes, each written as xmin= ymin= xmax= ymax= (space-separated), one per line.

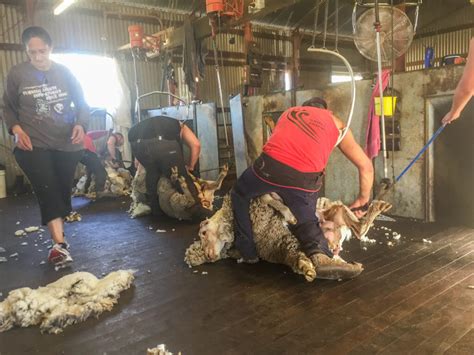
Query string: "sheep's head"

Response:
xmin=199 ymin=217 xmax=233 ymax=261
xmin=318 ymin=204 xmax=353 ymax=255
xmin=319 ymin=220 xmax=343 ymax=255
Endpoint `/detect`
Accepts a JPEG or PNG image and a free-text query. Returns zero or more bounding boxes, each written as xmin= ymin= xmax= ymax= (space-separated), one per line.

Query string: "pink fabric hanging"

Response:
xmin=365 ymin=69 xmax=391 ymax=159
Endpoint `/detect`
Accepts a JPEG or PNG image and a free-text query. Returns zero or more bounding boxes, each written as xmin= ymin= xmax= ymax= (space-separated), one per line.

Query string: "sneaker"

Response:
xmin=310 ymin=253 xmax=363 ymax=280
xmin=48 ymin=242 xmax=73 ymax=267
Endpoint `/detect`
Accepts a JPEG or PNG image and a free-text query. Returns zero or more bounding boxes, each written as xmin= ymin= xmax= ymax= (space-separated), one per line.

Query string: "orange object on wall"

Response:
xmin=128 ymin=25 xmax=144 ymax=48
xmin=206 ymin=0 xmax=225 ymax=14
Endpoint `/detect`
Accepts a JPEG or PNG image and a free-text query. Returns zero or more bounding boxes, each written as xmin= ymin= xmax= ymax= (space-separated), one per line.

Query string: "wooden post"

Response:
xmin=291 ymin=30 xmax=302 ymax=106
xmin=25 ymin=0 xmax=37 ymax=26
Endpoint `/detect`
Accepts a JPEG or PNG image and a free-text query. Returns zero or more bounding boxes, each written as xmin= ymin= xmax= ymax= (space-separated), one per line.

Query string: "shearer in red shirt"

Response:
xmin=231 ymin=97 xmax=374 ymax=280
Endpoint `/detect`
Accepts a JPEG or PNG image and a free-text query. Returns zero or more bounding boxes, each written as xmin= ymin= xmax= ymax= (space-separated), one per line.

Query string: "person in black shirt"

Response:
xmin=128 ymin=115 xmax=209 ymax=218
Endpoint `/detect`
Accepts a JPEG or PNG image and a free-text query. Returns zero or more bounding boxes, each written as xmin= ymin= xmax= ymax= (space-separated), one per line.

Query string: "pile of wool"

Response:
xmin=0 ymin=270 xmax=135 ymax=334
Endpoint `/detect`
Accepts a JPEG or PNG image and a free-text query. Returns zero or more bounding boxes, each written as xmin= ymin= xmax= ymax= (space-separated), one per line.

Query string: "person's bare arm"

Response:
xmin=333 ymin=116 xmax=374 ymax=217
xmin=180 ymin=125 xmax=201 ymax=171
xmin=107 ymin=135 xmax=117 ymax=160
xmin=442 ymin=37 xmax=474 ymax=125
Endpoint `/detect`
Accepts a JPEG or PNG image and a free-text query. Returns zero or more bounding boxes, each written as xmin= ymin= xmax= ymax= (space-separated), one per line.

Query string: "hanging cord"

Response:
xmin=308 ymin=0 xmax=355 ymax=144
xmin=311 ymin=0 xmax=321 ymax=48
xmin=334 ymin=0 xmax=339 ymax=52
xmin=390 ymin=0 xmax=396 ymax=182
xmin=322 ymin=0 xmax=329 ymax=49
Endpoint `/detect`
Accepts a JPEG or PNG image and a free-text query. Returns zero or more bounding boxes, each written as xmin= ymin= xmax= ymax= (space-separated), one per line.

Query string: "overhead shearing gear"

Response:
xmin=308 ymin=0 xmax=355 ymax=145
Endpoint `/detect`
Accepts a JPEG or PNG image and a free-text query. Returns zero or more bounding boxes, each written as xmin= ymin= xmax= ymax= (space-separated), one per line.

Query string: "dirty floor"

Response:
xmin=0 ymin=194 xmax=473 ymax=355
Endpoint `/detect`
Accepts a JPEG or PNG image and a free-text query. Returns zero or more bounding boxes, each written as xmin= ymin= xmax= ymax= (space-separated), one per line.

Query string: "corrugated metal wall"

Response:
xmin=406 ymin=28 xmax=473 ymax=71
xmin=0 ymin=3 xmax=298 ymax=186
xmin=0 ymin=3 xmax=26 ymax=187
xmin=405 ymin=6 xmax=474 ymax=71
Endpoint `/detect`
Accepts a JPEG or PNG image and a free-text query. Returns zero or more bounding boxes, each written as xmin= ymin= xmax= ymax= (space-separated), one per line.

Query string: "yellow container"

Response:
xmin=374 ymin=96 xmax=397 ymax=116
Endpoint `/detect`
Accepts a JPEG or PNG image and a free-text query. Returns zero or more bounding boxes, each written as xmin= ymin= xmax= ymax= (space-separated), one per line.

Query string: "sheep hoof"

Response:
xmin=298 ymin=258 xmax=316 ymax=282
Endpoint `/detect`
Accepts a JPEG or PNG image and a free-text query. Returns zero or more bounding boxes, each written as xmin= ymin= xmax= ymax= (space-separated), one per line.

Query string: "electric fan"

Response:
xmin=354 ymin=7 xmax=414 ymax=62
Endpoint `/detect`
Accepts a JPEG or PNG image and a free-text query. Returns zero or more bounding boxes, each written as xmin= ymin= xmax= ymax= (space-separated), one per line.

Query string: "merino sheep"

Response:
xmin=129 ymin=163 xmax=152 ymax=218
xmin=74 ymin=164 xmax=132 ymax=199
xmin=0 ymin=270 xmax=135 ymax=334
xmin=129 ymin=165 xmax=228 ymax=220
xmin=185 ymin=194 xmax=391 ymax=282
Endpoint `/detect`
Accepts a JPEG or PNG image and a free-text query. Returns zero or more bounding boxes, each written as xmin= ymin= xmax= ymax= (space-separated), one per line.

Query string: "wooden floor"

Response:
xmin=0 ymin=194 xmax=473 ymax=355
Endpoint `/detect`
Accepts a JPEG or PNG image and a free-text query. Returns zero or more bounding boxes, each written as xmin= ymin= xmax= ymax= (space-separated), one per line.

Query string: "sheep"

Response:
xmin=129 ymin=164 xmax=229 ymax=221
xmin=74 ymin=164 xmax=132 ymax=199
xmin=0 ymin=270 xmax=135 ymax=334
xmin=129 ymin=163 xmax=152 ymax=218
xmin=184 ymin=194 xmax=391 ymax=282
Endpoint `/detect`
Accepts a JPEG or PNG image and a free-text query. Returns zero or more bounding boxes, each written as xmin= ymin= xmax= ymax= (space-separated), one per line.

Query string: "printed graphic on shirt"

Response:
xmin=285 ymin=108 xmax=320 ymax=143
xmin=22 ymin=83 xmax=73 ymax=124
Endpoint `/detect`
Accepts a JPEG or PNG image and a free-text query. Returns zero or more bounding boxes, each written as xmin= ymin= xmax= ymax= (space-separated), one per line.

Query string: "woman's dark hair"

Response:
xmin=302 ymin=97 xmax=328 ymax=110
xmin=21 ymin=26 xmax=52 ymax=47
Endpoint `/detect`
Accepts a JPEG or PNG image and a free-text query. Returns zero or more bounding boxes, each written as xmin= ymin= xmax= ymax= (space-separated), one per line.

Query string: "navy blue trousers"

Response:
xmin=231 ymin=167 xmax=331 ymax=260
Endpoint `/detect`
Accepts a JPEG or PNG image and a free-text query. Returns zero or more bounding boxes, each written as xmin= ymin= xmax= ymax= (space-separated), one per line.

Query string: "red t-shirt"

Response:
xmin=263 ymin=106 xmax=339 ymax=172
xmin=83 ymin=134 xmax=96 ymax=153
xmin=83 ymin=130 xmax=109 ymax=153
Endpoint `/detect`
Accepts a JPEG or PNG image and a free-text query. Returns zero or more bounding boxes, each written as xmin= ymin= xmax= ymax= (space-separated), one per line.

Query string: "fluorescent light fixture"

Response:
xmin=53 ymin=0 xmax=76 ymax=15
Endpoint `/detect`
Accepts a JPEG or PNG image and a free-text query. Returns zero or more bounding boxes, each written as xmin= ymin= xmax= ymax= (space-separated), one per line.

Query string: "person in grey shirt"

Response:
xmin=2 ymin=26 xmax=89 ymax=268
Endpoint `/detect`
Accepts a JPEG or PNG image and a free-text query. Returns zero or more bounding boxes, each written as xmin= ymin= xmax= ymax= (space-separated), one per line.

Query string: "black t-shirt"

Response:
xmin=128 ymin=116 xmax=182 ymax=143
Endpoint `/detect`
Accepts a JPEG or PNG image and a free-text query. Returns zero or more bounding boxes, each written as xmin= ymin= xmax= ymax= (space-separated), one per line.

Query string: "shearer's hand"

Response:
xmin=12 ymin=125 xmax=33 ymax=151
xmin=71 ymin=125 xmax=85 ymax=145
xmin=349 ymin=196 xmax=370 ymax=219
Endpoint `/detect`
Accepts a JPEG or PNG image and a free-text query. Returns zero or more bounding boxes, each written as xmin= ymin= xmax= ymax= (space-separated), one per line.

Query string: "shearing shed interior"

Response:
xmin=0 ymin=0 xmax=473 ymax=354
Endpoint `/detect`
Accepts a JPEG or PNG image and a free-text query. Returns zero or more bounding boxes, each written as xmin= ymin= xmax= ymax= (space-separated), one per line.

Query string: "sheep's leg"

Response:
xmin=184 ymin=240 xmax=209 ymax=266
xmin=177 ymin=175 xmax=196 ymax=201
xmin=262 ymin=233 xmax=316 ymax=282
xmin=352 ymin=200 xmax=392 ymax=239
xmin=201 ymin=163 xmax=229 ymax=190
xmin=279 ymin=240 xmax=316 ymax=282
xmin=260 ymin=193 xmax=297 ymax=225
xmin=170 ymin=166 xmax=179 ymax=183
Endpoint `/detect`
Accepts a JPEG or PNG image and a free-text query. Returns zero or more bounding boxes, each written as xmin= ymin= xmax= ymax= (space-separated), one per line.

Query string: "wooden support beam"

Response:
xmin=0 ymin=43 xmax=23 ymax=51
xmin=0 ymin=0 xmax=22 ymax=6
xmin=291 ymin=30 xmax=302 ymax=106
xmin=25 ymin=0 xmax=37 ymax=25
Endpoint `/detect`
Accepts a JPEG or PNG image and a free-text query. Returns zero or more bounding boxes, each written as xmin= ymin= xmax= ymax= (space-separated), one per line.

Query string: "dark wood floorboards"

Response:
xmin=0 ymin=194 xmax=472 ymax=355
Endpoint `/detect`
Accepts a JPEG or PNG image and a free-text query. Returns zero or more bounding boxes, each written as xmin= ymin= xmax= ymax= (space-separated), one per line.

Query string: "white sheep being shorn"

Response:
xmin=74 ymin=164 xmax=133 ymax=199
xmin=0 ymin=270 xmax=135 ymax=334
xmin=129 ymin=164 xmax=229 ymax=220
xmin=184 ymin=195 xmax=391 ymax=282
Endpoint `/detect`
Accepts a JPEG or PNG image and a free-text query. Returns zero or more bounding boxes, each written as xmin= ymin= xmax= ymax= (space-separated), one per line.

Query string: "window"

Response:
xmin=331 ymin=73 xmax=363 ymax=83
xmin=285 ymin=71 xmax=292 ymax=91
xmin=50 ymin=53 xmax=123 ymax=115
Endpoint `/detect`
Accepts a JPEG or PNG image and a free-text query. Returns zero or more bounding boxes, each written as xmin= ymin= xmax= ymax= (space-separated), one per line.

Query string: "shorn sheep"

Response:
xmin=185 ymin=194 xmax=391 ymax=282
xmin=0 ymin=270 xmax=135 ymax=334
xmin=129 ymin=164 xmax=229 ymax=220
